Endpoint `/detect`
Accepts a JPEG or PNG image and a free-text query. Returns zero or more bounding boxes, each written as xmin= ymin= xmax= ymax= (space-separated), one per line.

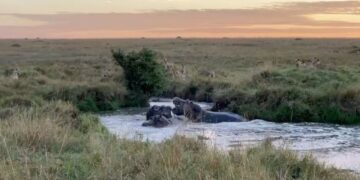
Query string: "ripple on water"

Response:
xmin=100 ymin=99 xmax=360 ymax=173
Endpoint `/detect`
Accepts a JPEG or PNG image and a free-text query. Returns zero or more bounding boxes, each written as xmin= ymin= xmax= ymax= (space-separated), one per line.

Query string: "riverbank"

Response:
xmin=163 ymin=66 xmax=360 ymax=124
xmin=100 ymin=99 xmax=360 ymax=173
xmin=0 ymin=102 xmax=357 ymax=179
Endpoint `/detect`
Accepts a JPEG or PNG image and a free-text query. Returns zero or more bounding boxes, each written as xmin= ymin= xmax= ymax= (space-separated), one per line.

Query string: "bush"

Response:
xmin=44 ymin=84 xmax=126 ymax=112
xmin=112 ymin=48 xmax=168 ymax=106
xmin=76 ymin=113 xmax=107 ymax=134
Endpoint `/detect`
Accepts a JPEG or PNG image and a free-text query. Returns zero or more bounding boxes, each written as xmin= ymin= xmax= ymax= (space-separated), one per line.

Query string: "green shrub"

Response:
xmin=77 ymin=96 xmax=99 ymax=112
xmin=112 ymin=48 xmax=168 ymax=106
xmin=44 ymin=84 xmax=126 ymax=112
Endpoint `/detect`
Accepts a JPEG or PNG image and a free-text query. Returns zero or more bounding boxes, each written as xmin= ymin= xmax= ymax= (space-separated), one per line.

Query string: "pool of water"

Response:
xmin=100 ymin=98 xmax=360 ymax=173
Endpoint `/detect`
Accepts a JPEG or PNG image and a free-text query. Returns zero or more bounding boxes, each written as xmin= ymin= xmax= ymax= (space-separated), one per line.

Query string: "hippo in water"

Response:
xmin=143 ymin=105 xmax=173 ymax=128
xmin=183 ymin=100 xmax=246 ymax=123
xmin=173 ymin=97 xmax=246 ymax=123
xmin=172 ymin=97 xmax=188 ymax=116
xmin=142 ymin=114 xmax=172 ymax=128
xmin=143 ymin=98 xmax=246 ymax=128
xmin=146 ymin=105 xmax=172 ymax=120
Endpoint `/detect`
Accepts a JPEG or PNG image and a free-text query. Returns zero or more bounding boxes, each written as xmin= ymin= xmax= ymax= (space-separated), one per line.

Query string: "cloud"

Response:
xmin=1 ymin=1 xmax=360 ymax=38
xmin=0 ymin=15 xmax=47 ymax=27
xmin=306 ymin=14 xmax=360 ymax=23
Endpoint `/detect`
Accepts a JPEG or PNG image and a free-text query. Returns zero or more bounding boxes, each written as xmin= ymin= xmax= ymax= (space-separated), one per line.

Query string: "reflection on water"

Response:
xmin=100 ymin=99 xmax=360 ymax=173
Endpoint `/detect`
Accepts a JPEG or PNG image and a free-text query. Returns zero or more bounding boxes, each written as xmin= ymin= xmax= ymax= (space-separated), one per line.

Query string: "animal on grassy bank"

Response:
xmin=161 ymin=55 xmax=187 ymax=80
xmin=198 ymin=69 xmax=216 ymax=78
xmin=296 ymin=58 xmax=321 ymax=68
xmin=173 ymin=97 xmax=246 ymax=123
xmin=4 ymin=68 xmax=20 ymax=80
xmin=349 ymin=46 xmax=360 ymax=54
xmin=142 ymin=105 xmax=173 ymax=128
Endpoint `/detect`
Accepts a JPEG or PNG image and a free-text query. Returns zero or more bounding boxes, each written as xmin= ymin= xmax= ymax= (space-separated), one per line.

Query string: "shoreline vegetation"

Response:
xmin=0 ymin=103 xmax=357 ymax=179
xmin=0 ymin=39 xmax=359 ymax=179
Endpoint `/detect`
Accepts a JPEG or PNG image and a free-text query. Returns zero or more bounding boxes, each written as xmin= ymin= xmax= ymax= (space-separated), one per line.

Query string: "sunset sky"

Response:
xmin=1 ymin=0 xmax=360 ymax=38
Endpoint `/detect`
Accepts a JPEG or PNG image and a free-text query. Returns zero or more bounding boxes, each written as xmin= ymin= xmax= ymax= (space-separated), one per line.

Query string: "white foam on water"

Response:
xmin=100 ymin=99 xmax=360 ymax=173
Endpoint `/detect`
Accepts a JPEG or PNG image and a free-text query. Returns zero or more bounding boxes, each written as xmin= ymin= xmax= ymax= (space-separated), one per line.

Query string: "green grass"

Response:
xmin=0 ymin=39 xmax=359 ymax=179
xmin=0 ymin=103 xmax=356 ymax=179
xmin=1 ymin=38 xmax=360 ymax=123
xmin=0 ymin=55 xmax=127 ymax=112
xmin=1 ymin=39 xmax=360 ymax=123
xmin=165 ymin=67 xmax=360 ymax=124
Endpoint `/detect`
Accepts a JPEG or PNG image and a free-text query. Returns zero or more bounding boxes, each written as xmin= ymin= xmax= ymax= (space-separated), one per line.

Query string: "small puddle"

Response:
xmin=100 ymin=98 xmax=360 ymax=173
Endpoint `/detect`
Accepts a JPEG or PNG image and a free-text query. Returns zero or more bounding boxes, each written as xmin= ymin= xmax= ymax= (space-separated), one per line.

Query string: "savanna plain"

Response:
xmin=0 ymin=38 xmax=359 ymax=179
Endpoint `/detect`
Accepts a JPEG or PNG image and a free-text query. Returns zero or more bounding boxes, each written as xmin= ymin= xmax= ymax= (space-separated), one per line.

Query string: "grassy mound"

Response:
xmin=0 ymin=58 xmax=128 ymax=112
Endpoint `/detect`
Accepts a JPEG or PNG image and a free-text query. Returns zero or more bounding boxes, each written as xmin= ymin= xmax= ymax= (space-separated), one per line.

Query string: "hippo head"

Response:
xmin=142 ymin=115 xmax=172 ymax=128
xmin=172 ymin=97 xmax=187 ymax=115
xmin=160 ymin=106 xmax=172 ymax=119
xmin=146 ymin=105 xmax=172 ymax=120
xmin=183 ymin=100 xmax=203 ymax=122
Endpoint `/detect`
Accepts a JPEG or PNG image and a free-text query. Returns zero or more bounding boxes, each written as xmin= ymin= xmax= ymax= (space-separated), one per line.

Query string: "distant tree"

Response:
xmin=11 ymin=43 xmax=21 ymax=47
xmin=112 ymin=48 xmax=168 ymax=106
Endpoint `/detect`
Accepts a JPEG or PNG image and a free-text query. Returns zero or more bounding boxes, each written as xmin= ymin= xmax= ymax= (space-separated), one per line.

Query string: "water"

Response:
xmin=100 ymin=98 xmax=360 ymax=173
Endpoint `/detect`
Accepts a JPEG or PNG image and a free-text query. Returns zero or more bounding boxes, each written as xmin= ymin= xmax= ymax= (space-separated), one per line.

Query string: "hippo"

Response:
xmin=143 ymin=98 xmax=246 ymax=128
xmin=172 ymin=97 xmax=187 ymax=116
xmin=180 ymin=98 xmax=246 ymax=123
xmin=143 ymin=105 xmax=173 ymax=128
xmin=142 ymin=114 xmax=172 ymax=128
xmin=146 ymin=105 xmax=172 ymax=120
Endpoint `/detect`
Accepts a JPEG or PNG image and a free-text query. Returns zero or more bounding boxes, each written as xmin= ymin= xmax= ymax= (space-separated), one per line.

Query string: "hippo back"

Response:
xmin=202 ymin=111 xmax=245 ymax=123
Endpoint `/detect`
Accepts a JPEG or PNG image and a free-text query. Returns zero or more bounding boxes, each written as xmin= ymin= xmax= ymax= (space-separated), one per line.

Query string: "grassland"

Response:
xmin=0 ymin=38 xmax=359 ymax=179
xmin=1 ymin=38 xmax=360 ymax=123
xmin=0 ymin=104 xmax=356 ymax=179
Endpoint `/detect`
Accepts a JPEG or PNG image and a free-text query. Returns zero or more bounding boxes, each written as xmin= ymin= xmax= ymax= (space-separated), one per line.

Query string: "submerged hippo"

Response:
xmin=146 ymin=105 xmax=172 ymax=120
xmin=174 ymin=97 xmax=246 ymax=123
xmin=142 ymin=114 xmax=172 ymax=128
xmin=143 ymin=105 xmax=173 ymax=128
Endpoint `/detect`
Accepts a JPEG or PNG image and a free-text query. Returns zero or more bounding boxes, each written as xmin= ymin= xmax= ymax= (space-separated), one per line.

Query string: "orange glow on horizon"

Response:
xmin=0 ymin=1 xmax=360 ymax=38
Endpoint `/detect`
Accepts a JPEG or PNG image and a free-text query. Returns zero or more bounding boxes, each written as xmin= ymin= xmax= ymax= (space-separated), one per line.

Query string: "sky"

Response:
xmin=0 ymin=0 xmax=360 ymax=38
